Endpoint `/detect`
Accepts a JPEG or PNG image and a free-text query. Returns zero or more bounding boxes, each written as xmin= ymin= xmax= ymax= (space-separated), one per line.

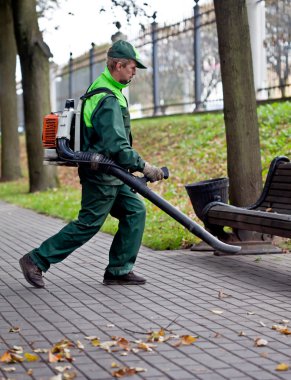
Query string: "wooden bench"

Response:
xmin=201 ymin=156 xmax=291 ymax=243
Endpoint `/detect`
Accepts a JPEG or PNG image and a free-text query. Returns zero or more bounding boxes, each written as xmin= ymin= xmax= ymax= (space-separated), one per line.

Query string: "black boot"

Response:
xmin=19 ymin=254 xmax=45 ymax=288
xmin=103 ymin=271 xmax=146 ymax=285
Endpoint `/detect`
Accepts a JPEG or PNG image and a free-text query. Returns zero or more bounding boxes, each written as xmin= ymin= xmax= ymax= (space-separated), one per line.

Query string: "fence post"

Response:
xmin=89 ymin=42 xmax=95 ymax=85
xmin=151 ymin=16 xmax=160 ymax=116
xmin=194 ymin=0 xmax=202 ymax=110
xmin=69 ymin=52 xmax=73 ymax=98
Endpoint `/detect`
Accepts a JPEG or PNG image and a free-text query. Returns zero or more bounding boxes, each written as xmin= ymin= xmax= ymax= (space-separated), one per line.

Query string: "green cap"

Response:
xmin=108 ymin=40 xmax=147 ymax=69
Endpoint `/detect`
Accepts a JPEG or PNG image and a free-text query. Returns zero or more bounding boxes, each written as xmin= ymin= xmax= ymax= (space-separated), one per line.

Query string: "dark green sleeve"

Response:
xmin=91 ymin=96 xmax=145 ymax=172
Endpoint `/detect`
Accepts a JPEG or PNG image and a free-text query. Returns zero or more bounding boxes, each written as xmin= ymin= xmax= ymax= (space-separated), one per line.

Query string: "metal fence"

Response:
xmin=52 ymin=0 xmax=290 ymax=118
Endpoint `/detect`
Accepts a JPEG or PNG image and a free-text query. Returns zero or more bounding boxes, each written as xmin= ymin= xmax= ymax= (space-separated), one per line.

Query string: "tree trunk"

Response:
xmin=0 ymin=0 xmax=22 ymax=181
xmin=11 ymin=0 xmax=58 ymax=192
xmin=214 ymin=0 xmax=262 ymax=207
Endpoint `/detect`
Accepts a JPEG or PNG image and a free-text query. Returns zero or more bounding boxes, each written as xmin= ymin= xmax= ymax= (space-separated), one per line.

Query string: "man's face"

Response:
xmin=118 ymin=60 xmax=137 ymax=84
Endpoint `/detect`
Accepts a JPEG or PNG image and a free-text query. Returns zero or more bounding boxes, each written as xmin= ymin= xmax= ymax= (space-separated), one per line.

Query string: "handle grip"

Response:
xmin=161 ymin=167 xmax=169 ymax=179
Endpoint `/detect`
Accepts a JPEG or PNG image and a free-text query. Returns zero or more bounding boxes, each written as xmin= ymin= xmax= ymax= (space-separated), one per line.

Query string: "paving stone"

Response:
xmin=1 ymin=201 xmax=291 ymax=380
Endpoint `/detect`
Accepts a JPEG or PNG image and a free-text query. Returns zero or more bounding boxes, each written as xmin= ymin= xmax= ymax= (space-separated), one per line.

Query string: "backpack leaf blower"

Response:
xmin=42 ymin=97 xmax=241 ymax=254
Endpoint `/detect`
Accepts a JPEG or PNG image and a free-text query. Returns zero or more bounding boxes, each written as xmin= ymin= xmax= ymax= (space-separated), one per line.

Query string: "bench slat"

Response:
xmin=267 ymin=189 xmax=291 ymax=198
xmin=207 ymin=217 xmax=291 ymax=238
xmin=275 ymin=167 xmax=291 ymax=175
xmin=259 ymin=201 xmax=291 ymax=211
xmin=207 ymin=205 xmax=291 ymax=237
xmin=264 ymin=195 xmax=291 ymax=204
xmin=257 ymin=206 xmax=291 ymax=215
xmin=271 ymin=176 xmax=291 ymax=184
xmin=270 ymin=183 xmax=291 ymax=191
xmin=277 ymin=162 xmax=291 ymax=170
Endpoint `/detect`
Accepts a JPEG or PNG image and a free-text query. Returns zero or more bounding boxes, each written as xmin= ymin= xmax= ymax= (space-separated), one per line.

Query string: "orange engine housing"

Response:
xmin=42 ymin=113 xmax=59 ymax=148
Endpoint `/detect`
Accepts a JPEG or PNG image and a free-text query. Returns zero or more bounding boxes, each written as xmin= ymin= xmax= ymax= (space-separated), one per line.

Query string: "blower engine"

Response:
xmin=42 ymin=99 xmax=81 ymax=166
xmin=41 ymin=97 xmax=241 ymax=255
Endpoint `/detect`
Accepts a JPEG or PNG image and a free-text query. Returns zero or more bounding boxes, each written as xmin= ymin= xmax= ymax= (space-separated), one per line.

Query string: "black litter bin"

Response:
xmin=185 ymin=177 xmax=229 ymax=221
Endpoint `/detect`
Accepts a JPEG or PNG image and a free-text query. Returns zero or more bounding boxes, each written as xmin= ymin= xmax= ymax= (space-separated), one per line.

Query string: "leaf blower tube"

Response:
xmin=56 ymin=138 xmax=240 ymax=254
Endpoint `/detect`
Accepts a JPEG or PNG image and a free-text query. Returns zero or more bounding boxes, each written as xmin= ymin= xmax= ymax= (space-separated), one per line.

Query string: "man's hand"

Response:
xmin=143 ymin=162 xmax=164 ymax=182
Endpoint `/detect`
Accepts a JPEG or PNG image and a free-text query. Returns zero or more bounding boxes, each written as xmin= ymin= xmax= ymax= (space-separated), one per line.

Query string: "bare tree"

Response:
xmin=214 ymin=0 xmax=262 ymax=207
xmin=0 ymin=0 xmax=21 ymax=181
xmin=12 ymin=0 xmax=58 ymax=192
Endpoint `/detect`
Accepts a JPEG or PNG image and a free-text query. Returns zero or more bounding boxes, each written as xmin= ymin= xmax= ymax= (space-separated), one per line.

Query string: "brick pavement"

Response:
xmin=1 ymin=201 xmax=291 ymax=380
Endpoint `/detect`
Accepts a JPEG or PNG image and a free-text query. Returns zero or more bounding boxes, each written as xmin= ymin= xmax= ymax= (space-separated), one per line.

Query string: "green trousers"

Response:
xmin=29 ymin=181 xmax=146 ymax=276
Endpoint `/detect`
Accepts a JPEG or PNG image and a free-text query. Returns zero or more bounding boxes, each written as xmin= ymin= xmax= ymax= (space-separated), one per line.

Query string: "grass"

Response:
xmin=0 ymin=101 xmax=290 ymax=250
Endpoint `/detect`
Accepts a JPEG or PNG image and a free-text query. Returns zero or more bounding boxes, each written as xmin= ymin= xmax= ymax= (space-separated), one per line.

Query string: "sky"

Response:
xmin=39 ymin=0 xmax=195 ymax=66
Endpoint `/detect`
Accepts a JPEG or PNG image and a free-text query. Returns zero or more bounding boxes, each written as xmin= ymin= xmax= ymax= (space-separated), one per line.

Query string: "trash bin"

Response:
xmin=185 ymin=177 xmax=229 ymax=221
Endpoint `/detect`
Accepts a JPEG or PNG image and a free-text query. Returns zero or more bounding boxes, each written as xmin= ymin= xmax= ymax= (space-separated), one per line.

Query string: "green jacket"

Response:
xmin=79 ymin=67 xmax=145 ymax=185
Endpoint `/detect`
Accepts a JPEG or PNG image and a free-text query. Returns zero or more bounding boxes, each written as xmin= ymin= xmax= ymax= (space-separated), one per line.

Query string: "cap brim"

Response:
xmin=135 ymin=60 xmax=147 ymax=69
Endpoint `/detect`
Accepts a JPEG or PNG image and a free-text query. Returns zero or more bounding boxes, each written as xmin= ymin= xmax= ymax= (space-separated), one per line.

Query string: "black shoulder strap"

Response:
xmin=80 ymin=87 xmax=115 ymax=100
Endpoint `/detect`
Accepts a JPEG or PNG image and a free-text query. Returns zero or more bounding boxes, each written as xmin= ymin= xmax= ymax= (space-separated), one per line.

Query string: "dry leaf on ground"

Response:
xmin=9 ymin=326 xmax=20 ymax=333
xmin=254 ymin=338 xmax=268 ymax=347
xmin=112 ymin=367 xmax=146 ymax=378
xmin=2 ymin=367 xmax=16 ymax=372
xmin=276 ymin=363 xmax=289 ymax=371
xmin=211 ymin=309 xmax=224 ymax=315
xmin=24 ymin=352 xmax=39 ymax=362
xmin=272 ymin=325 xmax=291 ymax=335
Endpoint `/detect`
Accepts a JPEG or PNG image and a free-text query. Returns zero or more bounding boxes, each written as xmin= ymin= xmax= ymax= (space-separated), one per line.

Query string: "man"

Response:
xmin=19 ymin=40 xmax=164 ymax=287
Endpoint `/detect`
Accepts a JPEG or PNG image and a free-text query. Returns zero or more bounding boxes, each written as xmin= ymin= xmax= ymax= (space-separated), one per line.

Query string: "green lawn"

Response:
xmin=0 ymin=101 xmax=290 ymax=250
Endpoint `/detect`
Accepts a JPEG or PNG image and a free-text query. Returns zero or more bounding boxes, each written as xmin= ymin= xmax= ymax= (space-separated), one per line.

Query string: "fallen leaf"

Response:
xmin=107 ymin=324 xmax=115 ymax=327
xmin=247 ymin=312 xmax=255 ymax=315
xmin=180 ymin=335 xmax=198 ymax=345
xmin=254 ymin=257 xmax=262 ymax=262
xmin=238 ymin=331 xmax=246 ymax=336
xmin=63 ymin=348 xmax=74 ymax=363
xmin=24 ymin=352 xmax=39 ymax=362
xmin=272 ymin=325 xmax=291 ymax=335
xmin=11 ymin=346 xmax=23 ymax=354
xmin=111 ymin=362 xmax=120 ymax=368
xmin=211 ymin=309 xmax=224 ymax=315
xmin=276 ymin=363 xmax=289 ymax=371
xmin=85 ymin=336 xmax=99 ymax=340
xmin=218 ymin=289 xmax=231 ymax=299
xmin=55 ymin=365 xmax=72 ymax=373
xmin=116 ymin=337 xmax=131 ymax=350
xmin=51 ymin=339 xmax=74 ymax=354
xmin=10 ymin=353 xmax=24 ymax=363
xmin=99 ymin=341 xmax=116 ymax=352
xmin=9 ymin=326 xmax=20 ymax=333
xmin=0 ymin=351 xmax=13 ymax=363
xmin=63 ymin=371 xmax=77 ymax=379
xmin=48 ymin=351 xmax=63 ymax=363
xmin=50 ymin=375 xmax=62 ymax=380
xmin=2 ymin=367 xmax=16 ymax=372
xmin=112 ymin=367 xmax=146 ymax=378
xmin=137 ymin=342 xmax=156 ymax=352
xmin=91 ymin=338 xmax=101 ymax=347
xmin=76 ymin=341 xmax=84 ymax=350
xmin=27 ymin=369 xmax=33 ymax=376
xmin=147 ymin=329 xmax=166 ymax=342
xmin=34 ymin=348 xmax=49 ymax=353
xmin=259 ymin=321 xmax=266 ymax=327
xmin=281 ymin=319 xmax=289 ymax=325
xmin=172 ymin=335 xmax=198 ymax=347
xmin=254 ymin=338 xmax=268 ymax=347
